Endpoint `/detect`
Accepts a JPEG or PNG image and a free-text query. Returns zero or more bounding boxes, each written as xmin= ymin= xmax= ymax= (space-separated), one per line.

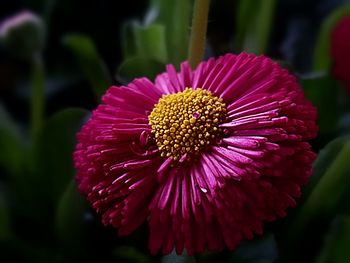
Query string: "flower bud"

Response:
xmin=0 ymin=11 xmax=45 ymax=60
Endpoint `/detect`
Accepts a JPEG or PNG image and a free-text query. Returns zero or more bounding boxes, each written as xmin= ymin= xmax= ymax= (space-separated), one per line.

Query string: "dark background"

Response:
xmin=0 ymin=0 xmax=345 ymax=123
xmin=0 ymin=0 xmax=349 ymax=262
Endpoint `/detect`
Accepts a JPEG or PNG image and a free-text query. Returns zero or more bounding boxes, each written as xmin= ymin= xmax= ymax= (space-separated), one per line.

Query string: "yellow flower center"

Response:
xmin=149 ymin=88 xmax=227 ymax=161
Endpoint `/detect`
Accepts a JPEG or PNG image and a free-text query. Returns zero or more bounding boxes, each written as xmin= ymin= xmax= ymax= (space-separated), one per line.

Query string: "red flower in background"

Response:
xmin=74 ymin=53 xmax=318 ymax=255
xmin=331 ymin=15 xmax=350 ymax=90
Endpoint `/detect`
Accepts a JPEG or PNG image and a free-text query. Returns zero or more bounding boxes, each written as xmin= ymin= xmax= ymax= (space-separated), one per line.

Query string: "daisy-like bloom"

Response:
xmin=74 ymin=52 xmax=318 ymax=255
xmin=331 ymin=15 xmax=350 ymax=91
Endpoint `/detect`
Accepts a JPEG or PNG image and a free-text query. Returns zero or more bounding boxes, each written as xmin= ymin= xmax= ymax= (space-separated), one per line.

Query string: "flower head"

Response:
xmin=74 ymin=53 xmax=318 ymax=255
xmin=331 ymin=15 xmax=350 ymax=90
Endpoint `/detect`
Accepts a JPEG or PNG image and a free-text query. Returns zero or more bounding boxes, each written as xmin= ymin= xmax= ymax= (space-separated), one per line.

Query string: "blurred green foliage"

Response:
xmin=63 ymin=35 xmax=112 ymax=99
xmin=117 ymin=0 xmax=191 ymax=80
xmin=316 ymin=216 xmax=350 ymax=263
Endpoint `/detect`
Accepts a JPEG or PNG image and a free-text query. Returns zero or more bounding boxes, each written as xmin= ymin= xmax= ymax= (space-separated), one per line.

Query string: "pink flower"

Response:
xmin=74 ymin=53 xmax=318 ymax=255
xmin=331 ymin=15 xmax=350 ymax=91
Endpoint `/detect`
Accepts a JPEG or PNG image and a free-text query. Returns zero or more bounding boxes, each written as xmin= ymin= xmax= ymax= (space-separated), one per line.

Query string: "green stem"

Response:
xmin=30 ymin=53 xmax=45 ymax=140
xmin=188 ymin=0 xmax=210 ymax=68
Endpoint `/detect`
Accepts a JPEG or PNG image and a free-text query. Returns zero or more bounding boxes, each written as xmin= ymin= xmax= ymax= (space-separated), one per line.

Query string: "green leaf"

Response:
xmin=0 ymin=104 xmax=24 ymax=177
xmin=149 ymin=0 xmax=191 ymax=66
xmin=316 ymin=216 xmax=350 ymax=263
xmin=121 ymin=0 xmax=191 ymax=66
xmin=117 ymin=56 xmax=165 ymax=81
xmin=235 ymin=0 xmax=276 ymax=54
xmin=35 ymin=108 xmax=88 ymax=203
xmin=113 ymin=246 xmax=153 ymax=263
xmin=55 ymin=180 xmax=86 ymax=245
xmin=122 ymin=22 xmax=168 ymax=64
xmin=286 ymin=138 xmax=350 ymax=247
xmin=304 ymin=136 xmax=349 ymax=199
xmin=63 ymin=34 xmax=112 ymax=99
xmin=313 ymin=5 xmax=350 ymax=72
xmin=301 ymin=74 xmax=339 ymax=134
xmin=134 ymin=24 xmax=168 ymax=63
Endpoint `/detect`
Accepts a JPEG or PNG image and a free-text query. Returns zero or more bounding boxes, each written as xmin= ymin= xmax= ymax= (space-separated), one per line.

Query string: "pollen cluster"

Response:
xmin=149 ymin=88 xmax=227 ymax=161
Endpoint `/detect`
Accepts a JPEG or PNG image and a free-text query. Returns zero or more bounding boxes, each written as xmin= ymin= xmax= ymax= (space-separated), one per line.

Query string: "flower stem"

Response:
xmin=188 ymin=0 xmax=210 ymax=68
xmin=30 ymin=53 xmax=45 ymax=140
